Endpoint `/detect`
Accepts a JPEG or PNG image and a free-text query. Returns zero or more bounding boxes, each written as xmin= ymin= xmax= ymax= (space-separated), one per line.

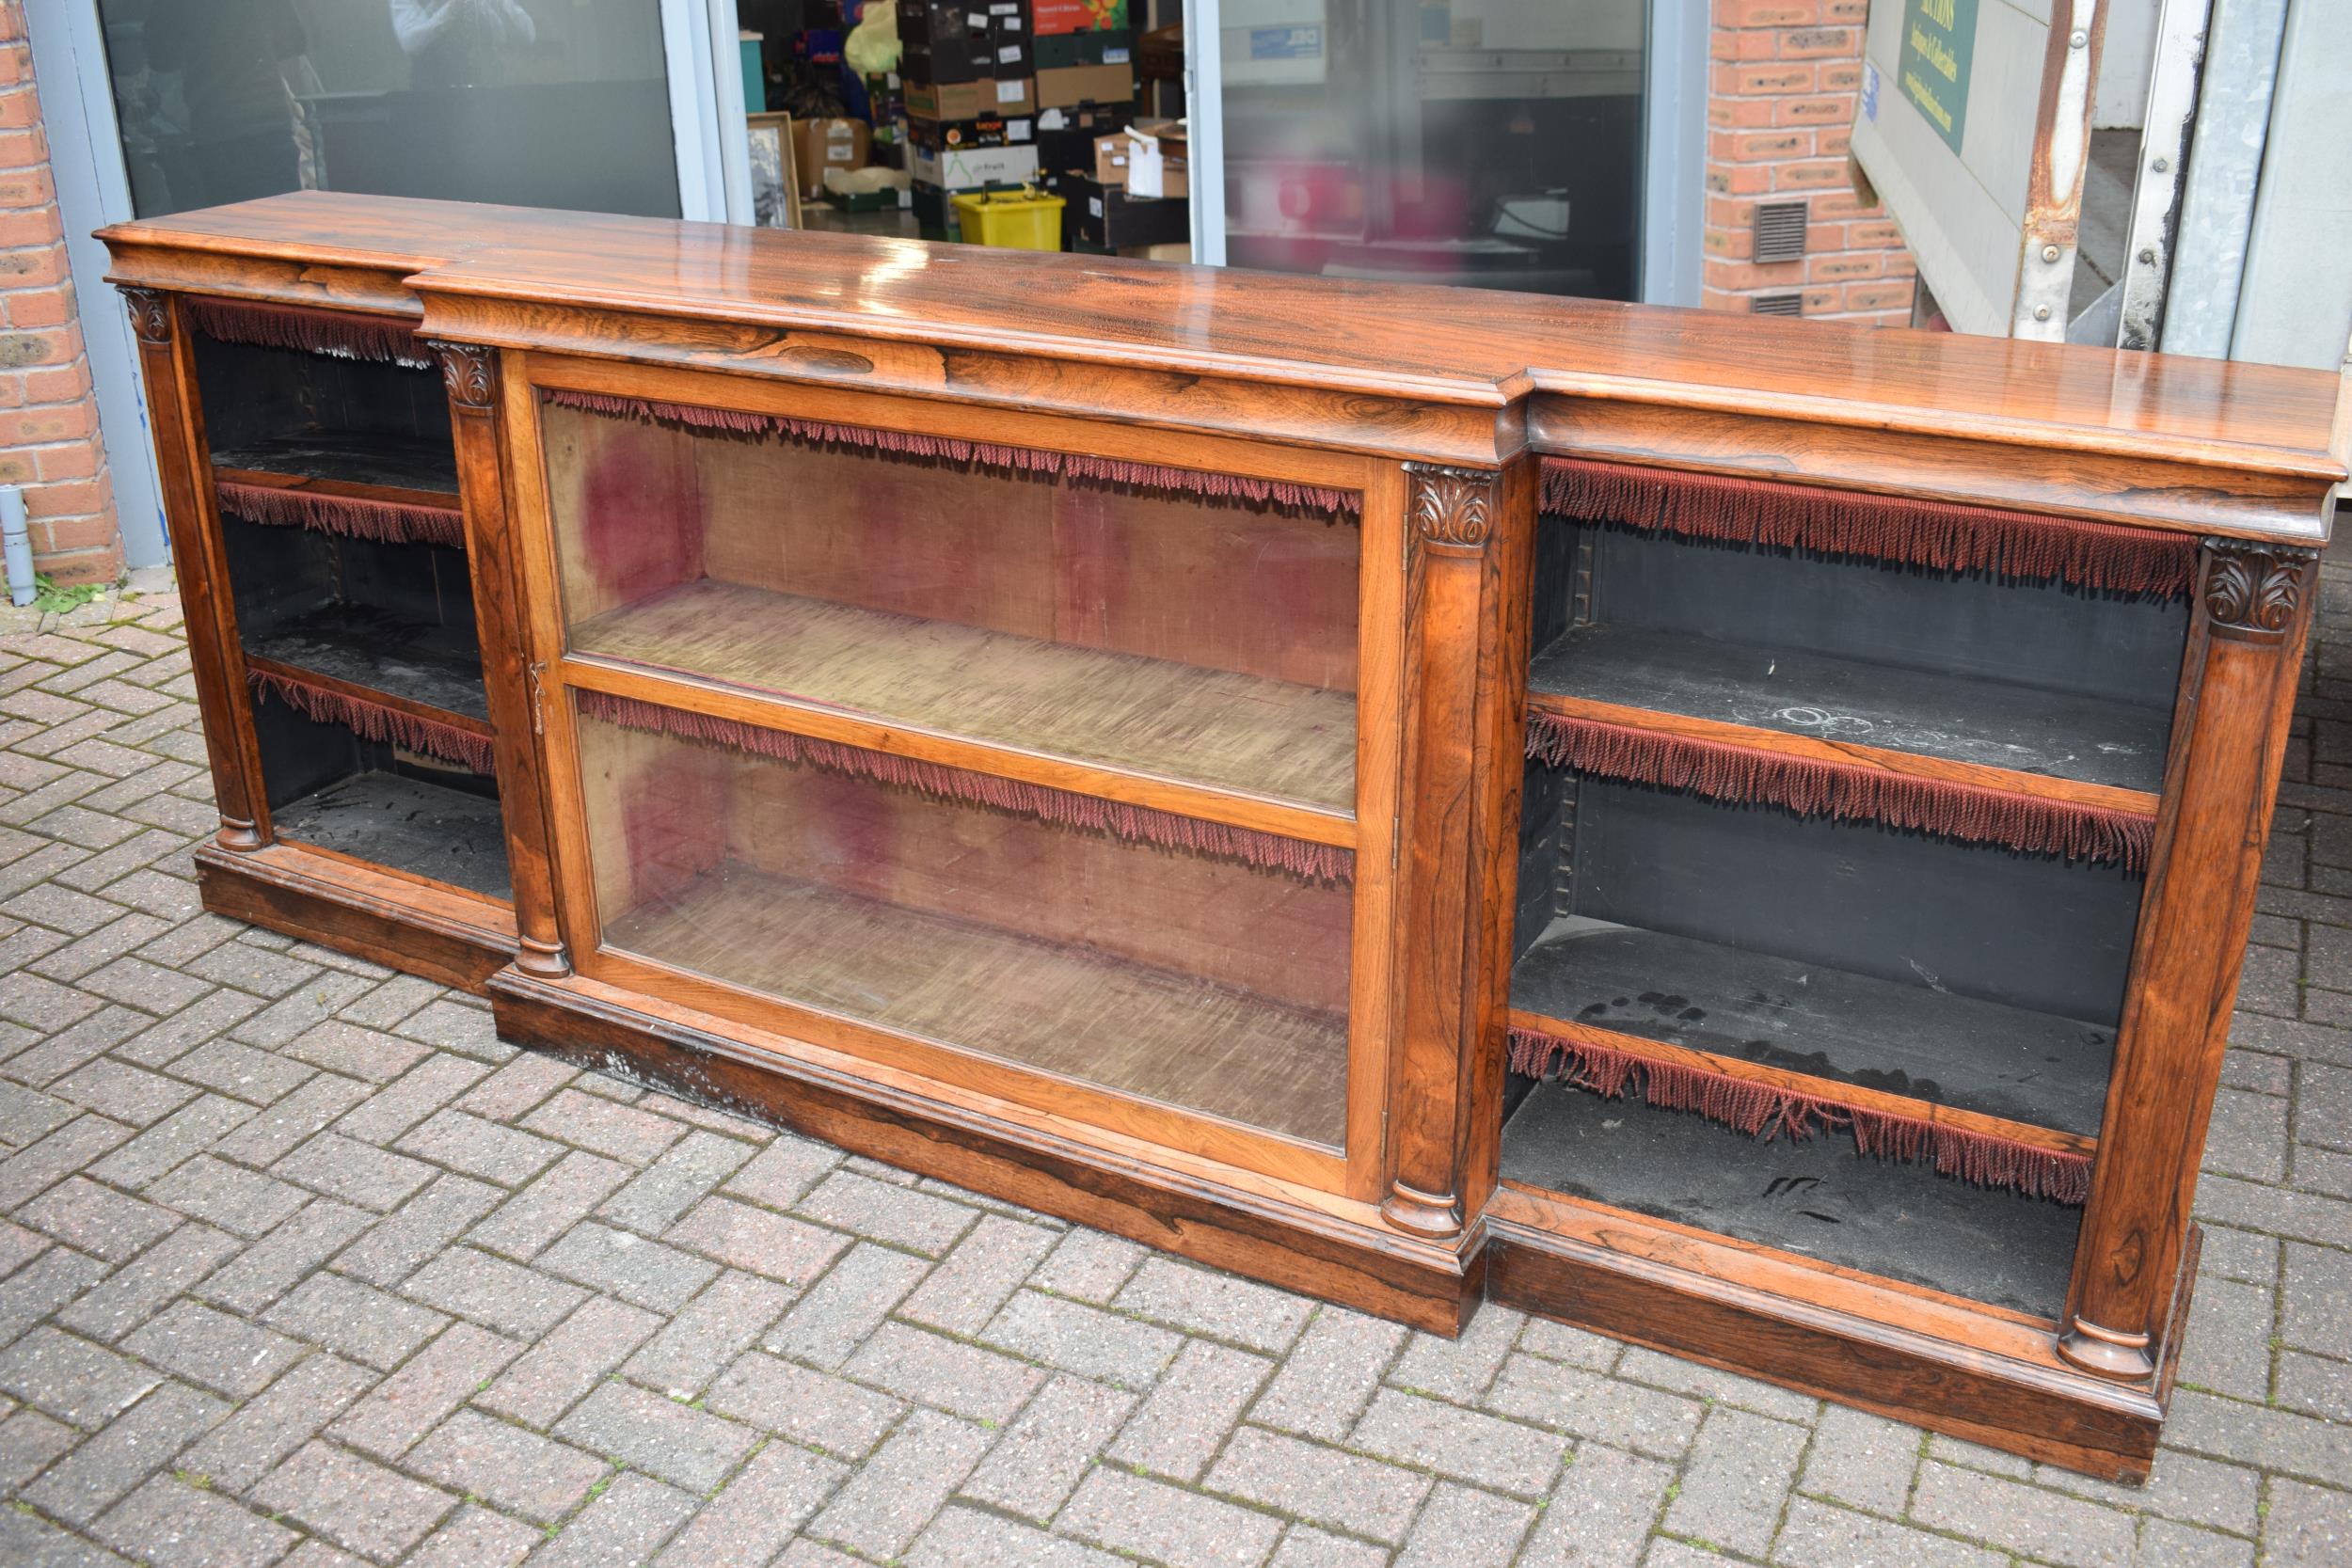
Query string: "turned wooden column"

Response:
xmin=1382 ymin=457 xmax=1534 ymax=1237
xmin=118 ymin=286 xmax=269 ymax=852
xmin=2061 ymin=539 xmax=2317 ymax=1377
xmin=431 ymin=341 xmax=569 ymax=977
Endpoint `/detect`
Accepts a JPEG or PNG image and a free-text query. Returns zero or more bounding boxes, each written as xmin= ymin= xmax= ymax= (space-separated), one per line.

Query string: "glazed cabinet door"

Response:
xmin=503 ymin=356 xmax=1401 ymax=1196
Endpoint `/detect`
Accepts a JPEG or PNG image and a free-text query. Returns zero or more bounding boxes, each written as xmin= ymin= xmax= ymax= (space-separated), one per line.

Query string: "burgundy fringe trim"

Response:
xmin=578 ymin=688 xmax=1353 ymax=884
xmin=542 ymin=388 xmax=1361 ymax=516
xmin=1508 ymin=1025 xmax=2092 ymax=1203
xmin=1541 ymin=456 xmax=2193 ymax=597
xmin=248 ymin=668 xmax=494 ymax=774
xmin=1528 ymin=711 xmax=2153 ymax=868
xmin=185 ymin=297 xmax=432 ymax=370
xmin=216 ymin=482 xmax=466 ymax=550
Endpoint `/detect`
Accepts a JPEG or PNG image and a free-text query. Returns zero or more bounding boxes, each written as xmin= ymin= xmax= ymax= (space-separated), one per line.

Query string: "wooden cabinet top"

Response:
xmin=103 ymin=190 xmax=2344 ymax=540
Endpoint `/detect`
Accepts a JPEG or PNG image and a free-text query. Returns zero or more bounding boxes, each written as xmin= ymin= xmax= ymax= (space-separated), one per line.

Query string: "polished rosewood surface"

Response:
xmin=102 ymin=192 xmax=2344 ymax=484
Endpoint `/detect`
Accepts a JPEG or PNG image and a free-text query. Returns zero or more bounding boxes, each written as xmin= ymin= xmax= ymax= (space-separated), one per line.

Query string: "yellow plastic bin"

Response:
xmin=951 ymin=186 xmax=1066 ymax=251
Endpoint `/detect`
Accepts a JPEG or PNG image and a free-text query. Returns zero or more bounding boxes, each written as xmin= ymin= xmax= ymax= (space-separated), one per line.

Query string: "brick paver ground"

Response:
xmin=0 ymin=551 xmax=2347 ymax=1568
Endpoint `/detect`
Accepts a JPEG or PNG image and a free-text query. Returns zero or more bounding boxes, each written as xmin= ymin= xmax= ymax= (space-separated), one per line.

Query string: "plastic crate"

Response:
xmin=951 ymin=186 xmax=1067 ymax=249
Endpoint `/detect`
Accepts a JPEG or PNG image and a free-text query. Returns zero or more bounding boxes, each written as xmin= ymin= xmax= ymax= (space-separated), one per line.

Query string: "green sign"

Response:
xmin=1899 ymin=0 xmax=1978 ymax=153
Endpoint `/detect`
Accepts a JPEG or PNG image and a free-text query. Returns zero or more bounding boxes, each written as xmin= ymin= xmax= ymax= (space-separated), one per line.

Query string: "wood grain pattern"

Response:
xmin=446 ymin=341 xmax=569 ymax=978
xmin=99 ymin=193 xmax=2344 ymax=531
xmin=2060 ymin=542 xmax=2317 ymax=1378
xmin=1486 ymin=1183 xmax=2171 ymax=1481
xmin=197 ymin=840 xmax=516 ymax=994
xmin=122 ymin=288 xmax=271 ymax=852
xmin=490 ymin=964 xmax=1480 ymax=1330
xmin=210 ymin=466 xmax=461 ymax=515
xmin=1509 ymin=1006 xmax=2099 ymax=1162
xmin=1383 ymin=460 xmax=1534 ymax=1236
xmin=1531 ymin=691 xmax=2163 ymax=819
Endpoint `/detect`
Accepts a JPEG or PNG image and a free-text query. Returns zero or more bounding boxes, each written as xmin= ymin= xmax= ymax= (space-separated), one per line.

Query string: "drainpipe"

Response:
xmin=2 ymin=487 xmax=35 ymax=607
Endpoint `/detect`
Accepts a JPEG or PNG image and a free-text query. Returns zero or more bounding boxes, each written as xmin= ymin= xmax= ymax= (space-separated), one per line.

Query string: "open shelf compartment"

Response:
xmin=250 ymin=691 xmax=509 ymax=902
xmin=1525 ymin=518 xmax=2187 ymax=860
xmin=1508 ymin=761 xmax=2143 ymax=1202
xmin=1501 ymin=1077 xmax=2083 ymax=1317
xmin=540 ymin=396 xmax=1362 ymax=816
xmin=571 ymin=690 xmax=1354 ymax=1148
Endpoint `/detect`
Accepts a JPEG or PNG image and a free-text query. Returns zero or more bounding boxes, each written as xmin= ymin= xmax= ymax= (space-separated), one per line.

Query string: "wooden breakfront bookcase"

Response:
xmin=102 ymin=193 xmax=2344 ymax=1480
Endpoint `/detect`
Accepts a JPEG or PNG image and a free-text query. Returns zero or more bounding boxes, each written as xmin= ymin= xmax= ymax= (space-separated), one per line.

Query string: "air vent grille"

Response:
xmin=1751 ymin=293 xmax=1804 ymax=318
xmin=1753 ymin=200 xmax=1809 ymax=263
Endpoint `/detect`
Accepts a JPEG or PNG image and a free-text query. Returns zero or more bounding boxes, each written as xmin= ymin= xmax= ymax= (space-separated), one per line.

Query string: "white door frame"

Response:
xmin=24 ymin=0 xmax=739 ymax=572
xmin=1181 ymin=0 xmax=1704 ymax=306
xmin=23 ymin=0 xmax=164 ymax=568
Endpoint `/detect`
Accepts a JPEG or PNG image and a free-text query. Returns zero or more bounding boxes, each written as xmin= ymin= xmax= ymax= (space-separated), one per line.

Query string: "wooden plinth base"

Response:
xmin=488 ymin=966 xmax=1484 ymax=1334
xmin=197 ymin=840 xmax=517 ymax=995
xmin=1485 ymin=1181 xmax=2192 ymax=1482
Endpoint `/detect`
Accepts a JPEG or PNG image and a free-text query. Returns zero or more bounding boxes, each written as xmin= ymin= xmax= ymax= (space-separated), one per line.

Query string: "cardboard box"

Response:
xmin=910 ymin=180 xmax=959 ymax=236
xmin=898 ymin=3 xmax=993 ymax=84
xmin=1035 ymin=61 xmax=1134 ymax=108
xmin=791 ymin=117 xmax=872 ymax=199
xmin=987 ymin=0 xmax=1030 ymax=75
xmin=906 ymin=112 xmax=1033 ymax=150
xmin=1052 ymin=171 xmax=1186 ymax=249
xmin=912 ymin=141 xmax=1041 ymax=192
xmin=1036 ymin=27 xmax=1132 ymax=68
xmin=1121 ymin=119 xmax=1185 ymax=198
xmin=906 ymin=77 xmax=1037 ymax=119
xmin=1034 ymin=0 xmax=1127 ymax=35
xmin=1036 ymin=101 xmax=1132 ymax=173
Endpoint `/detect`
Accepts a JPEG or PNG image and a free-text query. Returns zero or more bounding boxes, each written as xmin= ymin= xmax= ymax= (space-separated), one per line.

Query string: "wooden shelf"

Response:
xmin=604 ymin=859 xmax=1349 ymax=1148
xmin=1501 ymin=1077 xmax=2083 ymax=1317
xmin=572 ymin=578 xmax=1358 ymax=822
xmin=271 ymin=771 xmax=510 ymax=902
xmin=214 ymin=432 xmax=459 ymax=500
xmin=1531 ymin=624 xmax=2169 ymax=809
xmin=1510 ymin=917 xmax=2113 ymax=1152
xmin=246 ymin=607 xmax=489 ymax=725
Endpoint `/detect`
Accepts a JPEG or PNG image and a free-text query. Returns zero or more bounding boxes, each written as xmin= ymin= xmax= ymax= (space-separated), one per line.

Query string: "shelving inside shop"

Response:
xmin=739 ymin=0 xmax=1184 ymax=251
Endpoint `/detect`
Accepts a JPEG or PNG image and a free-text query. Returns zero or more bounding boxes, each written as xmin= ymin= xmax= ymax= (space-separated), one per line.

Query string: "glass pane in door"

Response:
xmin=1215 ymin=0 xmax=1645 ymax=298
xmin=575 ymin=699 xmax=1356 ymax=1148
xmin=97 ymin=0 xmax=681 ymax=217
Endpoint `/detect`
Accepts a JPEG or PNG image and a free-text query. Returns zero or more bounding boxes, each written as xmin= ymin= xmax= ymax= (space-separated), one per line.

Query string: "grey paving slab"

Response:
xmin=0 ymin=589 xmax=2347 ymax=1565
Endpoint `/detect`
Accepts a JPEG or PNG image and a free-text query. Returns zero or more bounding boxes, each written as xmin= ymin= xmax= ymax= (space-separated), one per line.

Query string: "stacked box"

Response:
xmin=905 ymin=113 xmax=1035 ymax=152
xmin=1031 ymin=0 xmax=1133 ymax=108
xmin=1048 ymin=170 xmax=1187 ymax=250
xmin=1036 ymin=26 xmax=1133 ymax=69
xmin=1036 ymin=101 xmax=1133 ymax=173
xmin=902 ymin=0 xmax=1039 ymax=225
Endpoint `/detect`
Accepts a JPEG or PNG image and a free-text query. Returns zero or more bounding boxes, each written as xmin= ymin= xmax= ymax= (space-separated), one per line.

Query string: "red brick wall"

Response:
xmin=0 ymin=0 xmax=121 ymax=587
xmin=1704 ymin=1 xmax=1917 ymax=326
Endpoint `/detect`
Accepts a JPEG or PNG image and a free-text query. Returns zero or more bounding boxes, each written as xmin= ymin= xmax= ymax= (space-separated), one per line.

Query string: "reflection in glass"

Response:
xmin=1216 ymin=0 xmax=1645 ymax=298
xmin=577 ymin=705 xmax=1356 ymax=1148
xmin=539 ymin=398 xmax=1362 ymax=814
xmin=96 ymin=0 xmax=680 ymax=218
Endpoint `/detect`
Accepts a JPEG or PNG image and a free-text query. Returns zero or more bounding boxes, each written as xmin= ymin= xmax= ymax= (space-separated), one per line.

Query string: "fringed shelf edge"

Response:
xmin=217 ymin=481 xmax=466 ymax=550
xmin=1540 ymin=455 xmax=2195 ymax=598
xmin=542 ymin=388 xmax=1363 ymax=517
xmin=1508 ymin=1024 xmax=2093 ymax=1204
xmin=185 ymin=297 xmax=433 ymax=371
xmin=248 ymin=667 xmax=496 ymax=774
xmin=579 ymin=688 xmax=1354 ymax=884
xmin=1527 ymin=709 xmax=2155 ymax=869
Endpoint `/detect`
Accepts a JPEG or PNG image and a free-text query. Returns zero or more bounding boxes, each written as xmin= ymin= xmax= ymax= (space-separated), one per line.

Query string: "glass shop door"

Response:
xmin=1185 ymin=0 xmax=1660 ymax=302
xmin=89 ymin=0 xmax=704 ymax=220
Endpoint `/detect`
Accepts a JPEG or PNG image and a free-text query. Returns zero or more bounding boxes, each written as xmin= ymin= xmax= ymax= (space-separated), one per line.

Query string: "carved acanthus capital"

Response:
xmin=429 ymin=341 xmax=496 ymax=410
xmin=120 ymin=288 xmax=171 ymax=346
xmin=1405 ymin=464 xmax=1497 ymax=556
xmin=2202 ymin=541 xmax=2316 ymax=644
